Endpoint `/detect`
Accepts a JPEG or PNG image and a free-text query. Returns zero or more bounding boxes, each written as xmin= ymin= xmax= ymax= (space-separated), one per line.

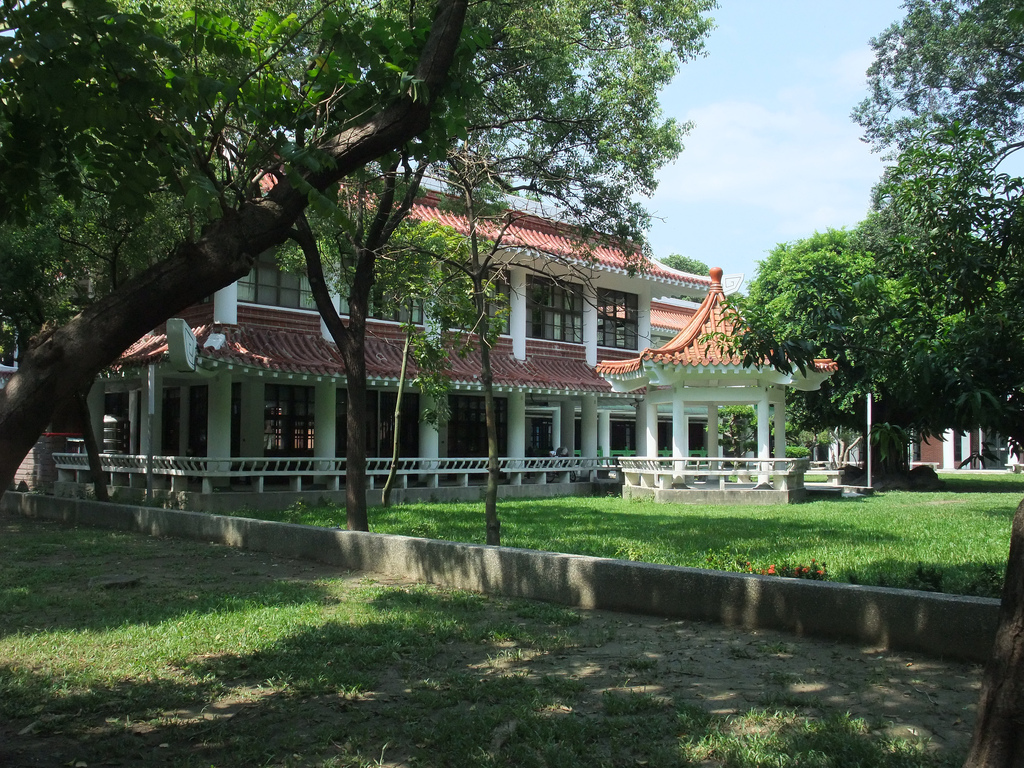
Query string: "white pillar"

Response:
xmin=560 ymin=399 xmax=575 ymax=453
xmin=598 ymin=409 xmax=611 ymax=458
xmin=707 ymin=402 xmax=719 ymax=459
xmin=757 ymin=389 xmax=771 ymax=484
xmin=644 ymin=399 xmax=658 ymax=456
xmin=551 ymin=405 xmax=561 ymax=452
xmin=942 ymin=428 xmax=956 ymax=470
xmin=507 ymin=390 xmax=526 ymax=458
xmin=207 ymin=373 xmax=232 ymax=458
xmin=581 ymin=394 xmax=598 ymax=457
xmin=672 ymin=391 xmax=687 ymax=458
xmin=773 ymin=398 xmax=787 ymax=459
xmin=583 ymin=283 xmax=598 ymax=367
xmin=314 ymin=379 xmax=337 ymax=458
xmin=419 ymin=393 xmax=441 ymax=459
xmin=213 ymin=283 xmax=238 ymax=325
xmin=510 ymin=267 xmax=527 ymax=361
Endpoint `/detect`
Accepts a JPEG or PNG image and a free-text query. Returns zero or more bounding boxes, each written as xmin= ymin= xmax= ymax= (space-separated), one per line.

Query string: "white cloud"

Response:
xmin=655 ymin=98 xmax=883 ymax=238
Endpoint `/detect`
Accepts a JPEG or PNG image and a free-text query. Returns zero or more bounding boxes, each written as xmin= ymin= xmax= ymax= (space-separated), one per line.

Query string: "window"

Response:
xmin=264 ymin=384 xmax=315 ymax=456
xmin=238 ymin=254 xmax=314 ymax=309
xmin=527 ymin=277 xmax=582 ymax=343
xmin=596 ymin=289 xmax=639 ymax=349
xmin=448 ymin=395 xmax=507 ymax=457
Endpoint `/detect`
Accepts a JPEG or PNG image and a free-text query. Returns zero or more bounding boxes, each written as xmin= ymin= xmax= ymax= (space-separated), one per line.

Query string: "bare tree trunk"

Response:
xmin=74 ymin=390 xmax=109 ymax=503
xmin=479 ymin=317 xmax=500 ymax=546
xmin=382 ymin=329 xmax=412 ymax=507
xmin=0 ymin=0 xmax=468 ymax=497
xmin=963 ymin=497 xmax=1024 ymax=767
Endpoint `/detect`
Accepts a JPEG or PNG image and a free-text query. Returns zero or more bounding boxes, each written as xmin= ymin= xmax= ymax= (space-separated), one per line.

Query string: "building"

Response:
xmin=31 ymin=194 xmax=737 ymax=507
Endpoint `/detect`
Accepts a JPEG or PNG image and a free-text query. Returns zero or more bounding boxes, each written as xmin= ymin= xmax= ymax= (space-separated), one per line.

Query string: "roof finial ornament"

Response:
xmin=710 ymin=266 xmax=724 ymax=291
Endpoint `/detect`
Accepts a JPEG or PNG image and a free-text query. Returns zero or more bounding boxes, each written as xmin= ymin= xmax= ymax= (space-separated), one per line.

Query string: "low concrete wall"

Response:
xmin=625 ymin=485 xmax=806 ymax=505
xmin=53 ymin=480 xmax=615 ymax=513
xmin=1 ymin=492 xmax=999 ymax=663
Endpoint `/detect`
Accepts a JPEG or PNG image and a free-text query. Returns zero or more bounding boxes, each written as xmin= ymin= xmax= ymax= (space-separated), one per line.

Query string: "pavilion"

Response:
xmin=596 ymin=267 xmax=838 ymax=502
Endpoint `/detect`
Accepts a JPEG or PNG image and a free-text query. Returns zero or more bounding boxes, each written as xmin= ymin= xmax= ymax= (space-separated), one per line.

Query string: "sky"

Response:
xmin=645 ymin=0 xmax=908 ymax=288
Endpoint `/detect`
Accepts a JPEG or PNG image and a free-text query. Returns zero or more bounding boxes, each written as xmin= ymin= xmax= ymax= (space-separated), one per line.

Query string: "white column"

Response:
xmin=507 ymin=390 xmax=526 ymax=458
xmin=773 ymin=398 xmax=787 ymax=459
xmin=239 ymin=379 xmax=264 ymax=456
xmin=707 ymin=402 xmax=719 ymax=460
xmin=213 ymin=283 xmax=238 ymax=325
xmin=598 ymin=409 xmax=611 ymax=458
xmin=419 ymin=393 xmax=441 ymax=459
xmin=757 ymin=389 xmax=771 ymax=484
xmin=510 ymin=266 xmax=527 ymax=361
xmin=560 ymin=399 xmax=575 ymax=453
xmin=207 ymin=373 xmax=232 ymax=458
xmin=581 ymin=394 xmax=598 ymax=458
xmin=314 ymin=379 xmax=337 ymax=458
xmin=942 ymin=428 xmax=956 ymax=469
xmin=672 ymin=391 xmax=687 ymax=458
xmin=644 ymin=399 xmax=658 ymax=456
xmin=583 ymin=283 xmax=598 ymax=367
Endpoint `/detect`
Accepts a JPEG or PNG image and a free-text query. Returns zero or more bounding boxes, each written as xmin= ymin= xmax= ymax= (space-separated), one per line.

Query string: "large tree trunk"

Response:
xmin=0 ymin=0 xmax=468 ymax=497
xmin=963 ymin=497 xmax=1024 ymax=767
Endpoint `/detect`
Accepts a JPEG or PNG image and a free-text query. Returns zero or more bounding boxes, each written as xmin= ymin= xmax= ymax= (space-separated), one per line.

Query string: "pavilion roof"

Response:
xmin=596 ymin=267 xmax=837 ymax=386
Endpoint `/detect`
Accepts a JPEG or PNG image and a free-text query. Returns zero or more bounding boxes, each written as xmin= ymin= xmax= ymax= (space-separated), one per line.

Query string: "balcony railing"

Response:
xmin=617 ymin=456 xmax=809 ymax=492
xmin=52 ymin=453 xmax=617 ymax=495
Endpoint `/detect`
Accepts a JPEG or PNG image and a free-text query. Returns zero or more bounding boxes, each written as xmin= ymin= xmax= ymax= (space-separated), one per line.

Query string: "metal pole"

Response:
xmin=866 ymin=393 xmax=872 ymax=489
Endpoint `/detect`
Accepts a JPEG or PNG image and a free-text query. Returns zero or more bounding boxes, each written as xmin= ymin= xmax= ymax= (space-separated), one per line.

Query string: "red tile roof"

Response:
xmin=118 ymin=324 xmax=612 ymax=394
xmin=650 ymin=300 xmax=697 ymax=333
xmin=407 ymin=193 xmax=710 ymax=290
xmin=597 ymin=268 xmax=838 ymax=377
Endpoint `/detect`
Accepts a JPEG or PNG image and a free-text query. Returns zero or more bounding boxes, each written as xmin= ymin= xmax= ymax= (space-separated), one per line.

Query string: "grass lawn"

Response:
xmin=243 ymin=472 xmax=1024 ymax=599
xmin=0 ymin=515 xmax=984 ymax=767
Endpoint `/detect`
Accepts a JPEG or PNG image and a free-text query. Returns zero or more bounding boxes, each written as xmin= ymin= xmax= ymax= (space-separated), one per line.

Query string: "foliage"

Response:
xmin=853 ymin=0 xmax=1024 ymax=156
xmin=661 ymin=252 xmax=710 ymax=275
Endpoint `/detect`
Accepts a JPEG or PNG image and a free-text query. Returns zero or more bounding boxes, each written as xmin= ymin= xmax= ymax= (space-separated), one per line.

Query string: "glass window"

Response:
xmin=238 ymin=254 xmax=315 ymax=309
xmin=596 ymin=288 xmax=639 ymax=350
xmin=527 ymin=277 xmax=583 ymax=343
xmin=264 ymin=384 xmax=315 ymax=456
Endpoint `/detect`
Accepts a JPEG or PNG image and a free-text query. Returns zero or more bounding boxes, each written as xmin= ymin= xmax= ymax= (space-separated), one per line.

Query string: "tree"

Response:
xmin=0 ymin=0 xmax=474 ymax=495
xmin=737 ymin=124 xmax=1024 ymax=767
xmin=299 ymin=0 xmax=715 ymax=536
xmin=853 ymin=0 xmax=1024 ymax=156
xmin=661 ymin=253 xmax=710 ymax=275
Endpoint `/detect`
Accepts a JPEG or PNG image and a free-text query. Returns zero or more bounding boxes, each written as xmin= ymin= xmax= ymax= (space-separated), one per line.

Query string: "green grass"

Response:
xmin=247 ymin=472 xmax=1023 ymax=598
xmin=0 ymin=518 xmax=972 ymax=767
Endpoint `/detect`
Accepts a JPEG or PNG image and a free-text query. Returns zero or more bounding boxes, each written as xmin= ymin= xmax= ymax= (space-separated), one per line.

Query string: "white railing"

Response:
xmin=617 ymin=456 xmax=810 ymax=492
xmin=52 ymin=453 xmax=618 ymax=495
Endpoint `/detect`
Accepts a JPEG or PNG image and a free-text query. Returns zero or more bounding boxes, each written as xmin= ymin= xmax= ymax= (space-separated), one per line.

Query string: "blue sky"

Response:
xmin=646 ymin=0 xmax=908 ymax=287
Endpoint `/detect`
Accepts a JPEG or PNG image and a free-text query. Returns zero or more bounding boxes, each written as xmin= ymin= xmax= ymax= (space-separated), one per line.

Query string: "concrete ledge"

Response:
xmin=1 ymin=492 xmax=998 ymax=662
xmin=625 ymin=485 xmax=807 ymax=505
xmin=52 ymin=480 xmax=613 ymax=513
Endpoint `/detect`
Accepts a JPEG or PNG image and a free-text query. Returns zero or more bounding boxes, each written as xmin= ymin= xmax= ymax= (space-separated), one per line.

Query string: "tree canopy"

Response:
xmin=853 ymin=0 xmax=1024 ymax=156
